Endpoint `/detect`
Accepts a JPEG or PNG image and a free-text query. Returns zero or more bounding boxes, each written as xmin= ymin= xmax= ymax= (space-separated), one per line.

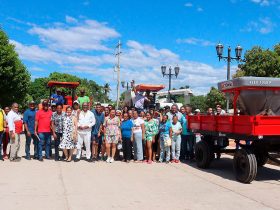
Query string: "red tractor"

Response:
xmin=188 ymin=77 xmax=280 ymax=183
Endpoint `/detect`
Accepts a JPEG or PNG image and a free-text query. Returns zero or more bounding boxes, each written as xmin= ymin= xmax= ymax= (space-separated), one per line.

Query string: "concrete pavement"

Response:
xmin=0 ymin=138 xmax=280 ymax=210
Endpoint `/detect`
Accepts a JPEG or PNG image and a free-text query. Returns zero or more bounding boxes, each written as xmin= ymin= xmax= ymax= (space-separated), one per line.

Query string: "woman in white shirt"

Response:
xmin=131 ymin=111 xmax=145 ymax=162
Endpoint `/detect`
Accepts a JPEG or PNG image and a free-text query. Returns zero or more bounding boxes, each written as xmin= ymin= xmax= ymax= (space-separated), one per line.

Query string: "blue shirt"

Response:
xmin=23 ymin=108 xmax=37 ymax=134
xmin=51 ymin=94 xmax=64 ymax=105
xmin=159 ymin=121 xmax=171 ymax=137
xmin=121 ymin=119 xmax=134 ymax=138
xmin=91 ymin=109 xmax=105 ymax=135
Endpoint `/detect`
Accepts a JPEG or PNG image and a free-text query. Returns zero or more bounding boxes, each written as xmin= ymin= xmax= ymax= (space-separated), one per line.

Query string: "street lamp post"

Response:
xmin=216 ymin=43 xmax=244 ymax=112
xmin=161 ymin=65 xmax=180 ymax=103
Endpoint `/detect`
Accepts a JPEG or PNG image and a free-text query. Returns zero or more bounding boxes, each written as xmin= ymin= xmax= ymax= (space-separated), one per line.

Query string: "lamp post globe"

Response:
xmin=174 ymin=66 xmax=180 ymax=78
xmin=161 ymin=65 xmax=167 ymax=76
xmin=235 ymin=45 xmax=242 ymax=59
xmin=216 ymin=43 xmax=224 ymax=57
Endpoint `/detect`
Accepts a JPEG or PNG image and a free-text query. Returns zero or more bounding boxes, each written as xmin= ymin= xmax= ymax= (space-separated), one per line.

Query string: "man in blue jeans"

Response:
xmin=35 ymin=100 xmax=52 ymax=161
xmin=23 ymin=101 xmax=38 ymax=160
xmin=91 ymin=103 xmax=105 ymax=161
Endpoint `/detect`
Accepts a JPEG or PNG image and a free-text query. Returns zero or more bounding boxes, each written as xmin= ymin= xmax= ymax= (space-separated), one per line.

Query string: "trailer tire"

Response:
xmin=195 ymin=141 xmax=213 ymax=169
xmin=233 ymin=149 xmax=257 ymax=184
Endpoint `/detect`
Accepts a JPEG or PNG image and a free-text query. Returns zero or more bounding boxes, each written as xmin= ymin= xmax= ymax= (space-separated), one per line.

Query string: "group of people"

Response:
xmin=0 ymin=84 xmax=226 ymax=163
xmin=0 ymin=102 xmax=198 ymax=164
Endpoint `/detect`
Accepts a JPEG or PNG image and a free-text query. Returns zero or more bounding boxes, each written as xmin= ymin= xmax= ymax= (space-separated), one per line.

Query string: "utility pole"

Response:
xmin=115 ymin=40 xmax=121 ymax=109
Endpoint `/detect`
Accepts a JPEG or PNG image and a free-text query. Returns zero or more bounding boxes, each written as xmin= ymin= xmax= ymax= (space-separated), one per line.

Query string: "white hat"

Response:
xmin=195 ymin=109 xmax=200 ymax=112
xmin=73 ymin=100 xmax=79 ymax=104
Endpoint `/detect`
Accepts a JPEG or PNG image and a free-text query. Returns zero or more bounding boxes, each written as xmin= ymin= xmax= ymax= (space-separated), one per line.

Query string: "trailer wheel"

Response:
xmin=195 ymin=141 xmax=213 ymax=168
xmin=233 ymin=149 xmax=257 ymax=183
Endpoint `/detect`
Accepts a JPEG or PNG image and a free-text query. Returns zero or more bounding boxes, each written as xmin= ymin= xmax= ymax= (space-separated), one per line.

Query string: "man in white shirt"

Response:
xmin=75 ymin=102 xmax=96 ymax=162
xmin=7 ymin=103 xmax=23 ymax=162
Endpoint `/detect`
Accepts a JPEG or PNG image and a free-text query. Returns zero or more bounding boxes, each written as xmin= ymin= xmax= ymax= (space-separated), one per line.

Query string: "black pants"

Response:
xmin=55 ymin=132 xmax=62 ymax=160
xmin=122 ymin=137 xmax=132 ymax=161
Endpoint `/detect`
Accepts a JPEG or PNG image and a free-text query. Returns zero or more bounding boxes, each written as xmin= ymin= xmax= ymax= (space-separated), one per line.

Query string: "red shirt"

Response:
xmin=35 ymin=109 xmax=52 ymax=133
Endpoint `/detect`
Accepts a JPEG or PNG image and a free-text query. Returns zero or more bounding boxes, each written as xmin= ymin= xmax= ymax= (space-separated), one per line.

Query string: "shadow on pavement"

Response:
xmin=183 ymin=157 xmax=280 ymax=183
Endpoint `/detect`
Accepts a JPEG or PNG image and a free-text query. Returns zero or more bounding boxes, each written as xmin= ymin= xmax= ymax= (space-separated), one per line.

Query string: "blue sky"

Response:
xmin=0 ymin=0 xmax=280 ymax=98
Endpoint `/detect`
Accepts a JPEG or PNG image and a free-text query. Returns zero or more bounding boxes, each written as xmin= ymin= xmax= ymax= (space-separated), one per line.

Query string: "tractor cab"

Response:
xmin=39 ymin=81 xmax=80 ymax=111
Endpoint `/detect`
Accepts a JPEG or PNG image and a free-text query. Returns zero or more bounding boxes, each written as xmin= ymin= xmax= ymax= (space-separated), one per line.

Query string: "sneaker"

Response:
xmin=166 ymin=161 xmax=170 ymax=164
xmin=171 ymin=160 xmax=176 ymax=163
xmin=175 ymin=159 xmax=180 ymax=163
xmin=110 ymin=158 xmax=114 ymax=163
xmin=0 ymin=157 xmax=4 ymax=161
xmin=143 ymin=160 xmax=148 ymax=163
xmin=26 ymin=156 xmax=31 ymax=160
xmin=158 ymin=159 xmax=163 ymax=163
xmin=147 ymin=160 xmax=152 ymax=164
xmin=106 ymin=157 xmax=111 ymax=163
xmin=38 ymin=158 xmax=44 ymax=162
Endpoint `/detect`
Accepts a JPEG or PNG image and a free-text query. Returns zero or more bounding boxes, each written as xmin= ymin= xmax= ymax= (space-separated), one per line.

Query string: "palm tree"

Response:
xmin=103 ymin=83 xmax=111 ymax=103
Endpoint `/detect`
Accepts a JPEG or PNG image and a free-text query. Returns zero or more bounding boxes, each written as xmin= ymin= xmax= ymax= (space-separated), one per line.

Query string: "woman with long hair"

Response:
xmin=144 ymin=112 xmax=158 ymax=164
xmin=131 ymin=111 xmax=145 ymax=162
xmin=104 ymin=109 xmax=121 ymax=163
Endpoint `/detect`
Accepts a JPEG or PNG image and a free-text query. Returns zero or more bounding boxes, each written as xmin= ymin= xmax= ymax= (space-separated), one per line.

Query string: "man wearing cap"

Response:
xmin=72 ymin=100 xmax=80 ymax=118
xmin=7 ymin=103 xmax=23 ymax=162
xmin=35 ymin=100 xmax=53 ymax=161
xmin=51 ymin=89 xmax=64 ymax=105
xmin=77 ymin=89 xmax=90 ymax=109
xmin=23 ymin=101 xmax=39 ymax=160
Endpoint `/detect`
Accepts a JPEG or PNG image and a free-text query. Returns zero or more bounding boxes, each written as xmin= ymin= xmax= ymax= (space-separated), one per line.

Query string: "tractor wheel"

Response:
xmin=233 ymin=149 xmax=257 ymax=184
xmin=195 ymin=141 xmax=213 ymax=168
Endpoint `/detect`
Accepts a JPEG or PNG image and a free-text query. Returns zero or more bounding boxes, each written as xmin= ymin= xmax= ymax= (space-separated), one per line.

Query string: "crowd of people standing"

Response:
xmin=0 ymin=87 xmax=224 ymax=163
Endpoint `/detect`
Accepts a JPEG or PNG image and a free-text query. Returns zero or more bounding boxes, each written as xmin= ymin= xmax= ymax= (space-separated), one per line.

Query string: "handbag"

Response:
xmin=164 ymin=136 xmax=172 ymax=147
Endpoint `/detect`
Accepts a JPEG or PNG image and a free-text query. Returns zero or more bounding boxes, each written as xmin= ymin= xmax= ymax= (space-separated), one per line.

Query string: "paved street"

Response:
xmin=0 ymin=139 xmax=280 ymax=210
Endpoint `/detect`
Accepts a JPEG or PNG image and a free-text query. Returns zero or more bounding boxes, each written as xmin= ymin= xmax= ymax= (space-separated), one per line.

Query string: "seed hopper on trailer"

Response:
xmin=188 ymin=77 xmax=280 ymax=183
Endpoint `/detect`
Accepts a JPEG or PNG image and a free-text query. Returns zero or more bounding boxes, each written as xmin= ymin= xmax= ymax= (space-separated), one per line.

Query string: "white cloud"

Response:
xmin=197 ymin=7 xmax=204 ymax=12
xmin=251 ymin=0 xmax=270 ymax=6
xmin=242 ymin=17 xmax=275 ymax=34
xmin=65 ymin=15 xmax=78 ymax=24
xmin=28 ymin=18 xmax=120 ymax=52
xmin=11 ymin=17 xmax=227 ymax=98
xmin=184 ymin=2 xmax=193 ymax=7
xmin=176 ymin=37 xmax=215 ymax=46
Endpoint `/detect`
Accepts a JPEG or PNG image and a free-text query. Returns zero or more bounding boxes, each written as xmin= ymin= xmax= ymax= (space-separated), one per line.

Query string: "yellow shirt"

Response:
xmin=0 ymin=109 xmax=6 ymax=132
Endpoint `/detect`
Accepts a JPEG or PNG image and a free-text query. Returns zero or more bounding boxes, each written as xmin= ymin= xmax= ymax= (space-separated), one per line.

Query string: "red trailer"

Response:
xmin=188 ymin=77 xmax=280 ymax=183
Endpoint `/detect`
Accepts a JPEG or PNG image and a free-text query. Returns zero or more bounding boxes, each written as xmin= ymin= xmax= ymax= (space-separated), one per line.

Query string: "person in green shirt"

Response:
xmin=77 ymin=89 xmax=90 ymax=109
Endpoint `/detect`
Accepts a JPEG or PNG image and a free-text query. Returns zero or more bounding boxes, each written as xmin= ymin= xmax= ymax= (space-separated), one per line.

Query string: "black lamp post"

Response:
xmin=161 ymin=65 xmax=180 ymax=102
xmin=216 ymin=43 xmax=245 ymax=111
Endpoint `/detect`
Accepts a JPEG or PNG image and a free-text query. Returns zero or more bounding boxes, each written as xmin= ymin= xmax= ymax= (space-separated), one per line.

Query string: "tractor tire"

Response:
xmin=195 ymin=141 xmax=213 ymax=169
xmin=233 ymin=149 xmax=257 ymax=184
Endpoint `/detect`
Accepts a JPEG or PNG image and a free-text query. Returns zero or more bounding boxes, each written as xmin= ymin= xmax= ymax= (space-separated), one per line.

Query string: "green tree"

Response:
xmin=205 ymin=87 xmax=226 ymax=109
xmin=0 ymin=29 xmax=30 ymax=107
xmin=234 ymin=44 xmax=280 ymax=78
xmin=190 ymin=95 xmax=207 ymax=112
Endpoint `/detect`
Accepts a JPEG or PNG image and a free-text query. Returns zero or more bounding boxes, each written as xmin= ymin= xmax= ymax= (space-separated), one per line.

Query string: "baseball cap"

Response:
xmin=29 ymin=100 xmax=35 ymax=104
xmin=195 ymin=109 xmax=200 ymax=112
xmin=73 ymin=100 xmax=79 ymax=105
